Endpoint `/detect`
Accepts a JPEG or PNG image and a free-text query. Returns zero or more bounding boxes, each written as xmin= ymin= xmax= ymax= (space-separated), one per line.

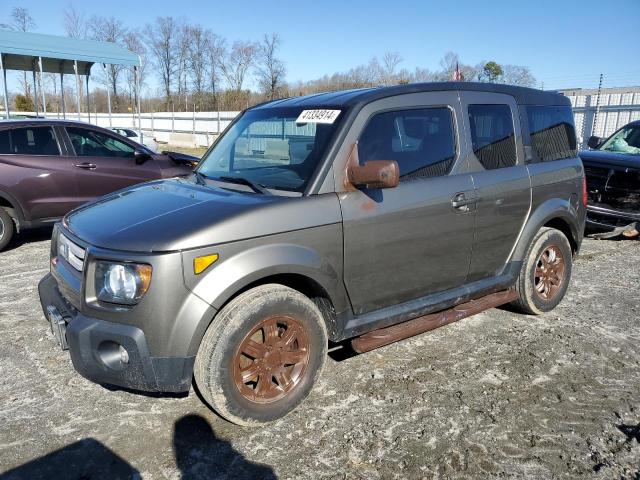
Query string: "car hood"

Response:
xmin=579 ymin=149 xmax=640 ymax=170
xmin=64 ymin=178 xmax=341 ymax=252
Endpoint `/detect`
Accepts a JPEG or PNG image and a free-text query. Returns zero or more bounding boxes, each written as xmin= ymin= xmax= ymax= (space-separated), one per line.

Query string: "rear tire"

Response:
xmin=0 ymin=208 xmax=15 ymax=252
xmin=510 ymin=227 xmax=573 ymax=315
xmin=194 ymin=284 xmax=328 ymax=426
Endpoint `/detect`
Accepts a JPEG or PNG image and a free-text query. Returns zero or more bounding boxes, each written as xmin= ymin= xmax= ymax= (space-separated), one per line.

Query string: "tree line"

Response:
xmin=1 ymin=6 xmax=537 ymax=114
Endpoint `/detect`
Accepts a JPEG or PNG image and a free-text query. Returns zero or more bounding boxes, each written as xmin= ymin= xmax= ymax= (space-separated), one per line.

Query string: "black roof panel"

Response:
xmin=255 ymin=82 xmax=570 ymax=110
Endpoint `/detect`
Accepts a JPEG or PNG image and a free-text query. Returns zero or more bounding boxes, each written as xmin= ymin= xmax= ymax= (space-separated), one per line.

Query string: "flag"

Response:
xmin=452 ymin=63 xmax=463 ymax=81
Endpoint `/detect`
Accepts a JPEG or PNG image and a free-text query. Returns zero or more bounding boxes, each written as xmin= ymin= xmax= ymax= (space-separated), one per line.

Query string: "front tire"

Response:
xmin=194 ymin=284 xmax=328 ymax=426
xmin=0 ymin=208 xmax=15 ymax=252
xmin=511 ymin=227 xmax=573 ymax=315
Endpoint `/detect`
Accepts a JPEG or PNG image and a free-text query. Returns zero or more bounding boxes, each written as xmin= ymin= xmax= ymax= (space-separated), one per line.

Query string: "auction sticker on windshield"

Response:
xmin=296 ymin=109 xmax=341 ymax=124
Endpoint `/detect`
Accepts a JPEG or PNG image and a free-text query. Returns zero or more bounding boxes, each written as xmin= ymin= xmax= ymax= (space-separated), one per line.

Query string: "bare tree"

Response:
xmin=63 ymin=5 xmax=87 ymax=39
xmin=144 ymin=17 xmax=180 ymax=110
xmin=0 ymin=7 xmax=36 ymax=101
xmin=206 ymin=33 xmax=226 ymax=110
xmin=89 ymin=16 xmax=126 ymax=111
xmin=410 ymin=67 xmax=436 ymax=83
xmin=382 ymin=51 xmax=403 ymax=85
xmin=255 ymin=33 xmax=286 ymax=100
xmin=184 ymin=25 xmax=210 ymax=109
xmin=5 ymin=7 xmax=35 ymax=31
xmin=220 ymin=40 xmax=258 ymax=92
xmin=501 ymin=65 xmax=536 ymax=87
xmin=123 ymin=31 xmax=146 ymax=109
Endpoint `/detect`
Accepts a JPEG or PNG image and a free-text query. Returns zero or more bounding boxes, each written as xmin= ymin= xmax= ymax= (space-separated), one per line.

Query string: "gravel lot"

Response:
xmin=1 ymin=230 xmax=639 ymax=479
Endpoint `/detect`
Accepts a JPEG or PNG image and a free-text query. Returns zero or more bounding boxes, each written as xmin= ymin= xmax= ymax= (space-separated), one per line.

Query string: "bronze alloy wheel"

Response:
xmin=232 ymin=315 xmax=310 ymax=404
xmin=534 ymin=245 xmax=566 ymax=300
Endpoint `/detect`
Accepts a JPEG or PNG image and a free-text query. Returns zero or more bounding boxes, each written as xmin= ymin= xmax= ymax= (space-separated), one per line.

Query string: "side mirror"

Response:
xmin=587 ymin=135 xmax=602 ymax=149
xmin=347 ymin=160 xmax=400 ymax=189
xmin=134 ymin=149 xmax=151 ymax=165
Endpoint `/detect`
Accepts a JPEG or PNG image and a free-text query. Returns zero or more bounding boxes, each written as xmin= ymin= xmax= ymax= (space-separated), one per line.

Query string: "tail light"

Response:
xmin=582 ymin=176 xmax=588 ymax=207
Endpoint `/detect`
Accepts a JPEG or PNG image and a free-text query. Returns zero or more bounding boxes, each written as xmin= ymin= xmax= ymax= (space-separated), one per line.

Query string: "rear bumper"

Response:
xmin=38 ymin=273 xmax=194 ymax=393
xmin=586 ymin=205 xmax=640 ymax=230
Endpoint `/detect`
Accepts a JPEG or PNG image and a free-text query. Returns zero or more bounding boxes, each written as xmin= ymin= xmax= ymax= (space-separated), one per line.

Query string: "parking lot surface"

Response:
xmin=1 ymin=231 xmax=639 ymax=479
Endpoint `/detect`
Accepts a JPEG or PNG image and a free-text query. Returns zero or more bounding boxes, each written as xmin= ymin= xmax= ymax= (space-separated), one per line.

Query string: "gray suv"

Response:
xmin=39 ymin=83 xmax=586 ymax=426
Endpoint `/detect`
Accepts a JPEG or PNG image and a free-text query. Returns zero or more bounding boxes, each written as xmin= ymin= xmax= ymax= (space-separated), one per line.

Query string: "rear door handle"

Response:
xmin=74 ymin=163 xmax=97 ymax=170
xmin=451 ymin=192 xmax=477 ymax=212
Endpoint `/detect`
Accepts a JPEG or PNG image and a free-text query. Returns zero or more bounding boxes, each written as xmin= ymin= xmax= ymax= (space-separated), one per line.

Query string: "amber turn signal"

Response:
xmin=194 ymin=254 xmax=219 ymax=275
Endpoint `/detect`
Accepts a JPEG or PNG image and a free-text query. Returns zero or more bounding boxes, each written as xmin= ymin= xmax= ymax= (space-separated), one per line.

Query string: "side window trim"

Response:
xmin=0 ymin=125 xmax=63 ymax=156
xmin=356 ymin=104 xmax=460 ymax=182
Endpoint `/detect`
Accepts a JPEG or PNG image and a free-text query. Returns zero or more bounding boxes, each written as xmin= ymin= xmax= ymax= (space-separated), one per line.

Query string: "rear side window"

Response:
xmin=468 ymin=104 xmax=517 ymax=169
xmin=0 ymin=127 xmax=60 ymax=155
xmin=526 ymin=105 xmax=577 ymax=161
xmin=358 ymin=107 xmax=457 ymax=181
xmin=67 ymin=127 xmax=135 ymax=158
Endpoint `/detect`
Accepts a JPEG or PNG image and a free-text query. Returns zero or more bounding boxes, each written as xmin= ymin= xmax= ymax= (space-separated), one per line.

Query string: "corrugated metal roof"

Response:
xmin=0 ymin=29 xmax=140 ymax=74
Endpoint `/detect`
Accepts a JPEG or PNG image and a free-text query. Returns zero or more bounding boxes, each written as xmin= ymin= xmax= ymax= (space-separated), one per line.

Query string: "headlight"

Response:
xmin=95 ymin=261 xmax=152 ymax=305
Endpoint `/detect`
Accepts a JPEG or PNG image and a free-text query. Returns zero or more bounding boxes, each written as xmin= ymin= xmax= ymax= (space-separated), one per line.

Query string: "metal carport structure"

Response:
xmin=0 ymin=29 xmax=141 ymax=134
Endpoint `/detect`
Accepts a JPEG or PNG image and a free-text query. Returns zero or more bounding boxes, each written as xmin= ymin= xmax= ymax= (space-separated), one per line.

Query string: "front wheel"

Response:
xmin=194 ymin=284 xmax=328 ymax=426
xmin=510 ymin=227 xmax=573 ymax=315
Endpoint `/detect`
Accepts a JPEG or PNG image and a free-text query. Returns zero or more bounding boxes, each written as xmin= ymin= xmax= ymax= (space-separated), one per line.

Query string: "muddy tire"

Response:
xmin=511 ymin=227 xmax=573 ymax=315
xmin=194 ymin=284 xmax=328 ymax=427
xmin=0 ymin=208 xmax=15 ymax=252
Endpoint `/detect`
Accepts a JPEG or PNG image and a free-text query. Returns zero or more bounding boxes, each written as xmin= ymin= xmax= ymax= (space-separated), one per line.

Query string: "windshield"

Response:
xmin=197 ymin=107 xmax=344 ymax=193
xmin=600 ymin=124 xmax=640 ymax=155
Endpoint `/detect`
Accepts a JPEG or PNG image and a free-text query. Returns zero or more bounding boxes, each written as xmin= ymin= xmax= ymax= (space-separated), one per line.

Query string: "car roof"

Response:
xmin=0 ymin=118 xmax=110 ymax=129
xmin=254 ymin=82 xmax=571 ymax=110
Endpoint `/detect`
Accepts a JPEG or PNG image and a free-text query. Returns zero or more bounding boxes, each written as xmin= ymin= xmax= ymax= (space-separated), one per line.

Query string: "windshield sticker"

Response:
xmin=296 ymin=109 xmax=341 ymax=124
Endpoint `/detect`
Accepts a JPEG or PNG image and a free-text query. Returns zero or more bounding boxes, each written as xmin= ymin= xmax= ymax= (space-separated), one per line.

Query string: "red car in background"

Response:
xmin=0 ymin=119 xmax=198 ymax=250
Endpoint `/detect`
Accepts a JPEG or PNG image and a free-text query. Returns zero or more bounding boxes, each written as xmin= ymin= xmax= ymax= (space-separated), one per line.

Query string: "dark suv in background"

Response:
xmin=39 ymin=83 xmax=585 ymax=426
xmin=581 ymin=120 xmax=640 ymax=230
xmin=0 ymin=120 xmax=196 ymax=250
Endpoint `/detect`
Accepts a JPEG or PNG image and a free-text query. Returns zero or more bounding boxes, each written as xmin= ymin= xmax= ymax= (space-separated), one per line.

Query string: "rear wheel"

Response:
xmin=0 ymin=208 xmax=15 ymax=252
xmin=194 ymin=284 xmax=328 ymax=426
xmin=511 ymin=227 xmax=573 ymax=315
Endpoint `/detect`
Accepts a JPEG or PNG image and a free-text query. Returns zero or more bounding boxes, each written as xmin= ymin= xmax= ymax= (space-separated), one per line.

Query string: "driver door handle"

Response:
xmin=451 ymin=192 xmax=477 ymax=212
xmin=74 ymin=163 xmax=97 ymax=170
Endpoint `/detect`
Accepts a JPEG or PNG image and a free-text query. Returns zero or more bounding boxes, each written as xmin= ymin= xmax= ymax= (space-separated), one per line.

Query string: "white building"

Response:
xmin=558 ymin=86 xmax=640 ymax=147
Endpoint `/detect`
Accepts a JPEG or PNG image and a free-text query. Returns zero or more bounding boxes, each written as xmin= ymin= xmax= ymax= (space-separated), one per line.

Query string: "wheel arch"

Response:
xmin=511 ymin=198 xmax=582 ymax=263
xmin=0 ymin=189 xmax=24 ymax=224
xmin=184 ymin=243 xmax=349 ymax=349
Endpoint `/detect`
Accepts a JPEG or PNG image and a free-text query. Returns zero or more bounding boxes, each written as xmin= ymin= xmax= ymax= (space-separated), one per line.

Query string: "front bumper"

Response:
xmin=586 ymin=204 xmax=640 ymax=230
xmin=38 ymin=273 xmax=194 ymax=393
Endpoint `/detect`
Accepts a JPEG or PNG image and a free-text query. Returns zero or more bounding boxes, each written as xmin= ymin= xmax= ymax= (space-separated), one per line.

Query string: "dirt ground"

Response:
xmin=1 ymin=231 xmax=639 ymax=479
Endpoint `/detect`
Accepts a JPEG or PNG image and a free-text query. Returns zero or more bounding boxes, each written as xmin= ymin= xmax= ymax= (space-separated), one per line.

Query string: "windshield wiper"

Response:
xmin=193 ymin=170 xmax=208 ymax=185
xmin=217 ymin=175 xmax=272 ymax=195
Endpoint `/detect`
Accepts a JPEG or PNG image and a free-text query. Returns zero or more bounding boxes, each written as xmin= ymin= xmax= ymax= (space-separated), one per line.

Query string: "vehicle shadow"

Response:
xmin=327 ymin=340 xmax=359 ymax=362
xmin=2 ymin=226 xmax=53 ymax=253
xmin=1 ymin=415 xmax=277 ymax=480
xmin=1 ymin=437 xmax=141 ymax=480
xmin=173 ymin=414 xmax=276 ymax=480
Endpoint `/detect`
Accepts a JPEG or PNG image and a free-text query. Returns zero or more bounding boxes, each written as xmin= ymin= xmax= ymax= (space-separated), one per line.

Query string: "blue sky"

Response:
xmin=2 ymin=0 xmax=639 ymax=92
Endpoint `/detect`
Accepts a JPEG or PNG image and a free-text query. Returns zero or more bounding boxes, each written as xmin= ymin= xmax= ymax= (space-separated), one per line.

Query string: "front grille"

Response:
xmin=584 ymin=165 xmax=610 ymax=181
xmin=584 ymin=164 xmax=640 ymax=212
xmin=58 ymin=233 xmax=86 ymax=272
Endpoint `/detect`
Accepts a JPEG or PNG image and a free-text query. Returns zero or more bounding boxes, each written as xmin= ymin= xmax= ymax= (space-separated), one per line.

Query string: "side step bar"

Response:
xmin=351 ymin=290 xmax=518 ymax=353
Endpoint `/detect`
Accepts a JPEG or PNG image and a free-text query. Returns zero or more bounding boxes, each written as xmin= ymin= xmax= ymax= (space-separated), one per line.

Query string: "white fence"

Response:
xmin=561 ymin=88 xmax=640 ymax=148
xmin=6 ymin=111 xmax=241 ymax=148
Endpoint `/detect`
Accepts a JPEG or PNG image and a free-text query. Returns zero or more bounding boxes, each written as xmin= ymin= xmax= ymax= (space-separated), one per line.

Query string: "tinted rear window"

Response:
xmin=0 ymin=127 xmax=60 ymax=155
xmin=526 ymin=106 xmax=577 ymax=162
xmin=468 ymin=104 xmax=517 ymax=169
